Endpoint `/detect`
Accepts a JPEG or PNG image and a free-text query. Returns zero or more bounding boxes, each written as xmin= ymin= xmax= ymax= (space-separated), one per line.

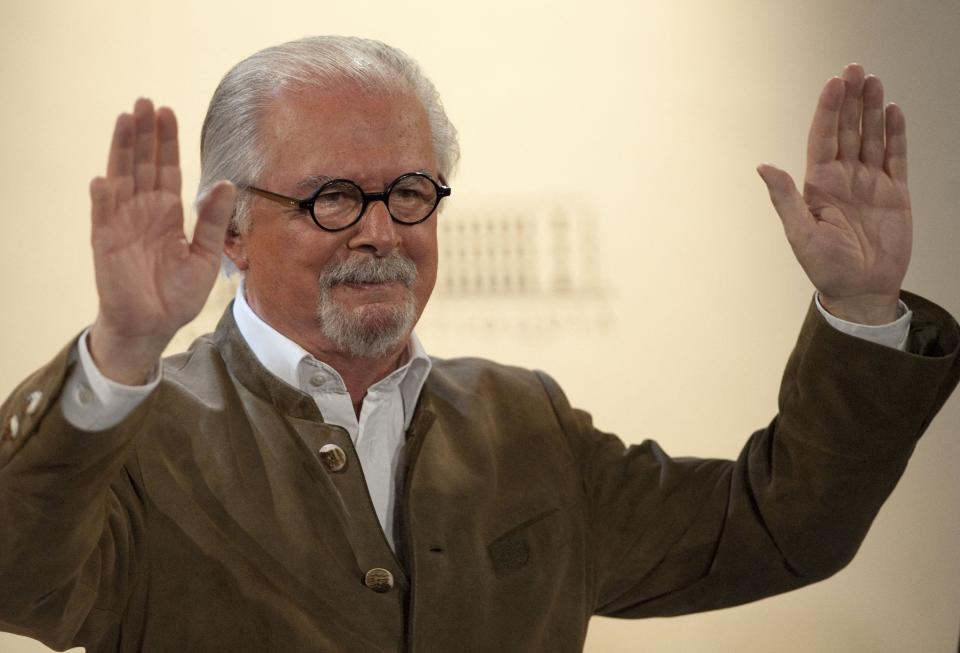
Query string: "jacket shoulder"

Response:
xmin=158 ymin=332 xmax=233 ymax=407
xmin=424 ymin=356 xmax=583 ymax=436
xmin=427 ymin=356 xmax=558 ymax=404
xmin=429 ymin=356 xmax=544 ymax=388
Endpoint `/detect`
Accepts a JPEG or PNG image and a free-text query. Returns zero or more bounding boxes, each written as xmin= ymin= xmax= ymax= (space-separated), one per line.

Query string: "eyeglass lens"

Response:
xmin=313 ymin=175 xmax=439 ymax=229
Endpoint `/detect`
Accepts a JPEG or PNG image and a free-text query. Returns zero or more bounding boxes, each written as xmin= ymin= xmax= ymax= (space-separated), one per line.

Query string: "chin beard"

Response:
xmin=316 ymin=253 xmax=419 ymax=359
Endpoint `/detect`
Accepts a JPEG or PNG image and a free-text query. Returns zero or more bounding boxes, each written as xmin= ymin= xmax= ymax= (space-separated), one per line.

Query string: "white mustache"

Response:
xmin=319 ymin=253 xmax=417 ymax=288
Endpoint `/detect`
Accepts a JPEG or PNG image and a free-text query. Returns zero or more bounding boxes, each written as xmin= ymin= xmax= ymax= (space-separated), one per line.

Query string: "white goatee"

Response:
xmin=315 ymin=252 xmax=418 ymax=358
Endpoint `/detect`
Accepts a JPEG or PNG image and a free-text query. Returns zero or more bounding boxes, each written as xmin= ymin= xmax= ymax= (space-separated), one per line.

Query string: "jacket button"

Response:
xmin=318 ymin=444 xmax=347 ymax=472
xmin=25 ymin=390 xmax=43 ymax=416
xmin=364 ymin=568 xmax=394 ymax=593
xmin=6 ymin=415 xmax=19 ymax=440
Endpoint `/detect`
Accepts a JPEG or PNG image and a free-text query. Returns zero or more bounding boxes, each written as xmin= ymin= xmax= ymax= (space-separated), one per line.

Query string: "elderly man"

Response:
xmin=0 ymin=36 xmax=957 ymax=652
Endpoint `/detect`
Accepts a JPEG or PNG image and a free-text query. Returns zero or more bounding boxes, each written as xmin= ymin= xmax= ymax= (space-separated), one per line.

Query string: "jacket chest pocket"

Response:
xmin=487 ymin=506 xmax=570 ymax=579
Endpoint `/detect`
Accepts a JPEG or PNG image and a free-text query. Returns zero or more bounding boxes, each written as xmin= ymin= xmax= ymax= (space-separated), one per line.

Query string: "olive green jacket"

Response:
xmin=1 ymin=292 xmax=958 ymax=652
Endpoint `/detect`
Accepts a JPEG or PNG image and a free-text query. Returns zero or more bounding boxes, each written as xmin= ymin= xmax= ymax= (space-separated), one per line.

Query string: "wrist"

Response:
xmin=817 ymin=292 xmax=901 ymax=325
xmin=88 ymin=318 xmax=172 ymax=385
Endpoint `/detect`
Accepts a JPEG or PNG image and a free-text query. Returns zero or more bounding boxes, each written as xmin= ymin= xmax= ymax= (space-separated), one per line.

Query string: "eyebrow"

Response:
xmin=294 ymin=175 xmax=334 ymax=194
xmin=293 ymin=170 xmax=439 ymax=195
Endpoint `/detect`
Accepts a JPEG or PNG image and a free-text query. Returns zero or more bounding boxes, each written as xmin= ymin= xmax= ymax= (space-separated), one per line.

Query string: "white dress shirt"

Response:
xmin=59 ymin=291 xmax=911 ymax=549
xmin=230 ymin=283 xmax=432 ymax=550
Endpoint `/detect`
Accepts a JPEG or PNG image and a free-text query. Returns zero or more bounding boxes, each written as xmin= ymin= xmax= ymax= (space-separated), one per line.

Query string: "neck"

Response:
xmin=309 ymin=343 xmax=408 ymax=417
xmin=241 ymin=283 xmax=412 ymax=416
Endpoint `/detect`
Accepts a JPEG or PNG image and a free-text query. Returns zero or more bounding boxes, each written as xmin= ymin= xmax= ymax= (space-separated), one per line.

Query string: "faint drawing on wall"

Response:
xmin=437 ymin=203 xmax=604 ymax=298
xmin=425 ymin=199 xmax=613 ymax=340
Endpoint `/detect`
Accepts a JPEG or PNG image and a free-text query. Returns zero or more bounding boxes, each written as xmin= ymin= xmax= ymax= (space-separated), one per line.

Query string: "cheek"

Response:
xmin=410 ymin=228 xmax=438 ymax=274
xmin=249 ymin=222 xmax=345 ymax=276
xmin=411 ymin=233 xmax=439 ymax=303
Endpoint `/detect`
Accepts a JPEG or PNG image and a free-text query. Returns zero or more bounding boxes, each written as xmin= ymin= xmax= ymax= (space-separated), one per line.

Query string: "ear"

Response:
xmin=223 ymin=224 xmax=250 ymax=272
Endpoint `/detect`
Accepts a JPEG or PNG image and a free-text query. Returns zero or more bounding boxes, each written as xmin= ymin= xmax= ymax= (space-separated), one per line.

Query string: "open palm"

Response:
xmin=88 ymin=99 xmax=235 ymax=383
xmin=759 ymin=65 xmax=911 ymax=324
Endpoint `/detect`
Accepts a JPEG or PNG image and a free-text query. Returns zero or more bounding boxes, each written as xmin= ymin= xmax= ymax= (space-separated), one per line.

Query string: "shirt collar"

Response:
xmin=231 ymin=280 xmax=432 ymax=428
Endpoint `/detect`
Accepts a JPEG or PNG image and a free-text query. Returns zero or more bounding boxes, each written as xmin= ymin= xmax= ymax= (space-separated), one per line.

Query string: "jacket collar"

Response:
xmin=213 ymin=303 xmax=322 ymax=421
xmin=212 ymin=302 xmax=442 ymax=434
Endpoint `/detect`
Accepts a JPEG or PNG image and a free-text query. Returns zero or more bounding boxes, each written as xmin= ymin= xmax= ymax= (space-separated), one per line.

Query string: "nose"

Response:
xmin=347 ymin=199 xmax=401 ymax=256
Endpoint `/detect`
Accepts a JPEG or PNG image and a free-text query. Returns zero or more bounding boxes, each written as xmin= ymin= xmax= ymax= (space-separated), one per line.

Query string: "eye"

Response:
xmin=394 ymin=188 xmax=428 ymax=200
xmin=313 ymin=181 xmax=361 ymax=210
xmin=391 ymin=176 xmax=436 ymax=204
xmin=316 ymin=191 xmax=347 ymax=205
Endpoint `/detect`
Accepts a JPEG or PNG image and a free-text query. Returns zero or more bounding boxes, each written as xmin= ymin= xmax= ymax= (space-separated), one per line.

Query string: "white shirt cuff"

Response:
xmin=60 ymin=329 xmax=161 ymax=431
xmin=815 ymin=293 xmax=911 ymax=351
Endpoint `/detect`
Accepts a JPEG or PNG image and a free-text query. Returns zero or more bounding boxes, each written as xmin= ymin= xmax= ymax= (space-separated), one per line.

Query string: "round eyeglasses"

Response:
xmin=241 ymin=172 xmax=451 ymax=232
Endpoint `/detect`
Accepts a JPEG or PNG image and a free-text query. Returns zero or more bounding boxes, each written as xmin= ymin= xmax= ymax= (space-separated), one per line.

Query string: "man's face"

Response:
xmin=225 ymin=83 xmax=440 ymax=360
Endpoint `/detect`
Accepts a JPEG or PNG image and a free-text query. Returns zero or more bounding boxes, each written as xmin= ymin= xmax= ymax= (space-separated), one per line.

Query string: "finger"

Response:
xmin=884 ymin=103 xmax=908 ymax=182
xmin=807 ymin=77 xmax=844 ymax=165
xmin=837 ymin=63 xmax=865 ymax=160
xmin=90 ymin=176 xmax=113 ymax=231
xmin=106 ymin=113 xmax=136 ymax=179
xmin=192 ymin=181 xmax=237 ymax=257
xmin=155 ymin=107 xmax=182 ymax=194
xmin=132 ymin=98 xmax=157 ymax=192
xmin=860 ymin=75 xmax=885 ymax=167
xmin=757 ymin=164 xmax=813 ymax=243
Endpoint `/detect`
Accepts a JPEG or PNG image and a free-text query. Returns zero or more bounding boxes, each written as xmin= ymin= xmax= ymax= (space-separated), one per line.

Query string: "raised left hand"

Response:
xmin=758 ymin=63 xmax=911 ymax=325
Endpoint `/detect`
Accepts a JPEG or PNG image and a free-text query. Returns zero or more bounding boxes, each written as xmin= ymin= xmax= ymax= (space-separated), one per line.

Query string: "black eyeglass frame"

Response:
xmin=240 ymin=172 xmax=451 ymax=232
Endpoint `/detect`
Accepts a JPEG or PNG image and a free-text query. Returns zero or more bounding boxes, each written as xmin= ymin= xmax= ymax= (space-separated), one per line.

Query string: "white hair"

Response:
xmin=198 ymin=35 xmax=459 ymax=246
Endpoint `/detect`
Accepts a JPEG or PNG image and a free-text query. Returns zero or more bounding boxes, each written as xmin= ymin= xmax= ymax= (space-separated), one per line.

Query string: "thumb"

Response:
xmin=756 ymin=164 xmax=812 ymax=242
xmin=192 ymin=180 xmax=237 ymax=256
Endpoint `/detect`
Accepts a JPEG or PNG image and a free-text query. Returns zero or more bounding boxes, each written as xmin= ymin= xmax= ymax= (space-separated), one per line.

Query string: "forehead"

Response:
xmin=258 ymin=82 xmax=437 ymax=188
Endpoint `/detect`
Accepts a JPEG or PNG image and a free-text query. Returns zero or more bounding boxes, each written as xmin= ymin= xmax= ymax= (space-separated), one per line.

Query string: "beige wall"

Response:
xmin=1 ymin=0 xmax=958 ymax=651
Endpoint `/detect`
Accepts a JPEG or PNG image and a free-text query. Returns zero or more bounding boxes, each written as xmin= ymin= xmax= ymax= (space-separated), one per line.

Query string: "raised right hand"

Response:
xmin=88 ymin=98 xmax=236 ymax=384
xmin=757 ymin=64 xmax=912 ymax=325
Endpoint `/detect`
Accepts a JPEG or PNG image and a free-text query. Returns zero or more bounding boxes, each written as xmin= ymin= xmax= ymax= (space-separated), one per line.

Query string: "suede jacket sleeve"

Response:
xmin=537 ymin=291 xmax=959 ymax=617
xmin=0 ymin=337 xmax=158 ymax=650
